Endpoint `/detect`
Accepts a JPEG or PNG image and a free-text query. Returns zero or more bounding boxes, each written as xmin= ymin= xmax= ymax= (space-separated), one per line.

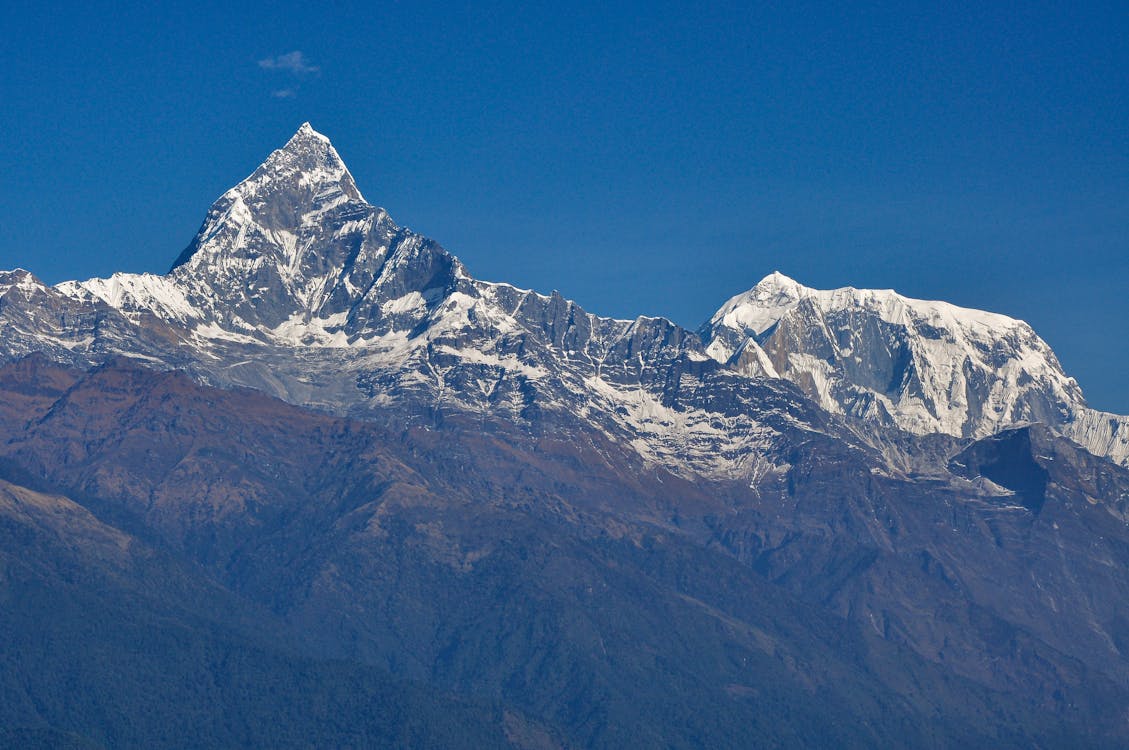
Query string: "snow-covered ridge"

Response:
xmin=0 ymin=269 xmax=43 ymax=294
xmin=1064 ymin=409 xmax=1129 ymax=467
xmin=57 ymin=273 xmax=203 ymax=324
xmin=4 ymin=123 xmax=1127 ymax=475
xmin=703 ymin=271 xmax=1087 ymax=440
xmin=709 ymin=270 xmax=1026 ymax=345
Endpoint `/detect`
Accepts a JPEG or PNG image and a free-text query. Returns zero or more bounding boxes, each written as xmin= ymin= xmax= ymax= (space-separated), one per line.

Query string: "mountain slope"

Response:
xmin=3 ymin=357 xmax=1123 ymax=748
xmin=0 ymin=475 xmax=528 ymax=750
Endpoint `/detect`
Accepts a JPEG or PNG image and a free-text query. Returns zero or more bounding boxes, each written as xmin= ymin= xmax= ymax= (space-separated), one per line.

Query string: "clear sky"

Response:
xmin=2 ymin=1 xmax=1127 ymax=410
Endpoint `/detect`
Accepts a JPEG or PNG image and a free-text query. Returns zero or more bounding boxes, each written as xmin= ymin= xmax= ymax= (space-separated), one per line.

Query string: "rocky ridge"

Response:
xmin=2 ymin=123 xmax=1125 ymax=478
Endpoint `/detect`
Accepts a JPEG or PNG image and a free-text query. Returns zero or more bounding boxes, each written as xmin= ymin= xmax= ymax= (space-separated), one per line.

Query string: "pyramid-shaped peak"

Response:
xmin=757 ymin=270 xmax=798 ymax=286
xmin=753 ymin=271 xmax=807 ymax=295
xmin=168 ymin=124 xmax=372 ymax=273
xmin=295 ymin=121 xmax=329 ymax=140
xmin=278 ymin=122 xmax=336 ymax=153
xmin=247 ymin=123 xmax=364 ymax=202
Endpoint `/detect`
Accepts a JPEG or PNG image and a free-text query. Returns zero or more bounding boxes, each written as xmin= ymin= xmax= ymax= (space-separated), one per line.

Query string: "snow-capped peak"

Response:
xmin=0 ymin=268 xmax=46 ymax=296
xmin=295 ymin=121 xmax=329 ymax=141
xmin=165 ymin=122 xmax=383 ymax=282
xmin=709 ymin=272 xmax=809 ymax=337
xmin=711 ymin=273 xmax=1025 ymax=340
xmin=239 ymin=121 xmax=364 ymax=206
xmin=753 ymin=270 xmax=808 ymax=297
xmin=703 ymin=274 xmax=1084 ymax=438
xmin=65 ymin=124 xmax=473 ymax=342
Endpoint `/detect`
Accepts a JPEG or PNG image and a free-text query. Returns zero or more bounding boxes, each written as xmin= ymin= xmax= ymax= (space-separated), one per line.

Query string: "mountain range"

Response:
xmin=2 ymin=123 xmax=1128 ymax=747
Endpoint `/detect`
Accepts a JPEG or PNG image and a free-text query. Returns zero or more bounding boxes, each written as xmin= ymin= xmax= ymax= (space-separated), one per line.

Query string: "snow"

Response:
xmin=1064 ymin=410 xmax=1129 ymax=466
xmin=703 ymin=272 xmax=1085 ymax=439
xmin=59 ymin=273 xmax=203 ymax=323
xmin=711 ymin=272 xmax=1023 ymax=338
xmin=8 ymin=270 xmax=43 ymax=293
xmin=296 ymin=122 xmax=330 ymax=142
xmin=193 ymin=322 xmax=261 ymax=345
xmin=434 ymin=345 xmax=547 ymax=380
xmin=382 ymin=291 xmax=428 ymax=316
xmin=267 ymin=313 xmax=352 ymax=348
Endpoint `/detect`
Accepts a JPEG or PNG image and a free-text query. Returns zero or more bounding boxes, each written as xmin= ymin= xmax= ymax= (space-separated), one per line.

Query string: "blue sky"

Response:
xmin=2 ymin=1 xmax=1127 ymax=410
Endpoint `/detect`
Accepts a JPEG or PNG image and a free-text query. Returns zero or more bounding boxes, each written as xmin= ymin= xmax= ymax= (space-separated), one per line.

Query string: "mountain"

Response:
xmin=3 ymin=123 xmax=1129 ymax=747
xmin=27 ymin=124 xmax=842 ymax=483
xmin=4 ymin=124 xmax=1121 ymax=477
xmin=703 ymin=270 xmax=1129 ymax=464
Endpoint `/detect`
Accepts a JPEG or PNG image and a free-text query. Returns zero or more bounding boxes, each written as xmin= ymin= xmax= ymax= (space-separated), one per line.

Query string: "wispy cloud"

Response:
xmin=258 ymin=51 xmax=318 ymax=100
xmin=258 ymin=51 xmax=319 ymax=75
